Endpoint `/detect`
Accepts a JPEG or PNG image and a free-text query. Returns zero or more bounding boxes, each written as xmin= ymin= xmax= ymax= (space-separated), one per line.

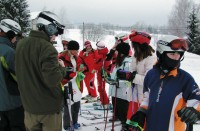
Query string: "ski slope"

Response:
xmin=61 ymin=29 xmax=200 ymax=131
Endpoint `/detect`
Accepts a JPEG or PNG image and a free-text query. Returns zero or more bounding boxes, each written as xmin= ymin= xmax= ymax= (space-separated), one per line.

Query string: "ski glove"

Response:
xmin=177 ymin=107 xmax=200 ymax=124
xmin=64 ymin=67 xmax=76 ymax=80
xmin=106 ymin=49 xmax=115 ymax=61
xmin=129 ymin=109 xmax=146 ymax=130
xmin=117 ymin=69 xmax=136 ymax=82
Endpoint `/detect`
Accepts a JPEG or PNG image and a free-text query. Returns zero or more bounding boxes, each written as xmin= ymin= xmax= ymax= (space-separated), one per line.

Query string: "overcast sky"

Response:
xmin=27 ymin=0 xmax=176 ymax=26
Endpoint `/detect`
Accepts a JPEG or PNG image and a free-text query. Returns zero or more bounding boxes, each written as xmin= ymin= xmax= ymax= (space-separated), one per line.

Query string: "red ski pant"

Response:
xmin=83 ymin=72 xmax=97 ymax=97
xmin=96 ymin=70 xmax=109 ymax=105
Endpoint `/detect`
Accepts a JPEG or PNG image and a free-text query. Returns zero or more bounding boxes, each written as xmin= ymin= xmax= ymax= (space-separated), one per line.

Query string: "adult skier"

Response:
xmin=15 ymin=11 xmax=66 ymax=131
xmin=0 ymin=19 xmax=25 ymax=131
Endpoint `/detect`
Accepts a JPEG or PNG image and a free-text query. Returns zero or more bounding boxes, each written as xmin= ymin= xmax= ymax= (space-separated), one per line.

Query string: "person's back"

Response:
xmin=0 ymin=19 xmax=25 ymax=131
xmin=15 ymin=30 xmax=64 ymax=114
xmin=15 ymin=11 xmax=66 ymax=131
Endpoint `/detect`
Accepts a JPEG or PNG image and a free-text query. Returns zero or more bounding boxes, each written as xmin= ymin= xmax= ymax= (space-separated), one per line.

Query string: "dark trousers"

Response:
xmin=63 ymin=101 xmax=80 ymax=129
xmin=112 ymin=97 xmax=129 ymax=124
xmin=0 ymin=106 xmax=25 ymax=131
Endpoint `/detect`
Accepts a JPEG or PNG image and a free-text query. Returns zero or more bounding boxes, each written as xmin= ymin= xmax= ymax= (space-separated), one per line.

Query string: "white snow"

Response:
xmin=60 ymin=29 xmax=200 ymax=131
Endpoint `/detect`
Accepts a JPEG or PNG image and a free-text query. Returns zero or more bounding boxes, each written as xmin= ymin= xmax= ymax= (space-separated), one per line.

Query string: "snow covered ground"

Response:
xmin=60 ymin=29 xmax=200 ymax=131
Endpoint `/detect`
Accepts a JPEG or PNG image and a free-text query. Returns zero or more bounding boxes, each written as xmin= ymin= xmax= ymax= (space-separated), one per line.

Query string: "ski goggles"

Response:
xmin=168 ymin=39 xmax=189 ymax=51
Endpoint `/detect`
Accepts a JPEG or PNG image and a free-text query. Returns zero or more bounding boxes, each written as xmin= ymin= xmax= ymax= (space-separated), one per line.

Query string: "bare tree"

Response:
xmin=58 ymin=7 xmax=69 ymax=26
xmin=80 ymin=23 xmax=105 ymax=42
xmin=168 ymin=0 xmax=193 ymax=37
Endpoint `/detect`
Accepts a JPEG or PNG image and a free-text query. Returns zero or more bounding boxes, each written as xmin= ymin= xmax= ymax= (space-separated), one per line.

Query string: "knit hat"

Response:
xmin=67 ymin=40 xmax=80 ymax=50
xmin=116 ymin=42 xmax=130 ymax=56
xmin=96 ymin=41 xmax=105 ymax=49
xmin=84 ymin=40 xmax=91 ymax=47
xmin=129 ymin=31 xmax=151 ymax=45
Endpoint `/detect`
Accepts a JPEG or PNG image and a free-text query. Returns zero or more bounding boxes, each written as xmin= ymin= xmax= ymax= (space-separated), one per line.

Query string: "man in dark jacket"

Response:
xmin=0 ymin=19 xmax=25 ymax=131
xmin=15 ymin=11 xmax=66 ymax=131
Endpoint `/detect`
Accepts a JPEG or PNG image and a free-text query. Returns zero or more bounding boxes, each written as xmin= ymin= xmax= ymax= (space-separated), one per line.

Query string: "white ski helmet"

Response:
xmin=156 ymin=35 xmax=188 ymax=59
xmin=0 ymin=19 xmax=21 ymax=34
xmin=96 ymin=41 xmax=106 ymax=49
xmin=36 ymin=11 xmax=65 ymax=36
xmin=115 ymin=33 xmax=129 ymax=43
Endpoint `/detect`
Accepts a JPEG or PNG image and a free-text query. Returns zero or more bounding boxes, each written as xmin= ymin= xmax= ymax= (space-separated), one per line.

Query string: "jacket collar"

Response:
xmin=160 ymin=68 xmax=178 ymax=79
xmin=29 ymin=30 xmax=50 ymax=42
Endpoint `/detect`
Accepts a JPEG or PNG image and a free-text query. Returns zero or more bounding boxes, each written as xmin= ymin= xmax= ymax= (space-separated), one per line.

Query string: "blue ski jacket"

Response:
xmin=141 ymin=66 xmax=200 ymax=131
xmin=0 ymin=36 xmax=22 ymax=111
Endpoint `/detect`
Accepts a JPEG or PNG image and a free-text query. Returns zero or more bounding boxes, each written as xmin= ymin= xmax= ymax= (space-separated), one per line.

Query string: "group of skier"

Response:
xmin=0 ymin=10 xmax=200 ymax=131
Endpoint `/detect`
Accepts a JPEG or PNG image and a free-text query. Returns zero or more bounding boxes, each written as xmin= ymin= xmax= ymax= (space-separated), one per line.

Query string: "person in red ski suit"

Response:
xmin=95 ymin=41 xmax=109 ymax=106
xmin=78 ymin=40 xmax=100 ymax=102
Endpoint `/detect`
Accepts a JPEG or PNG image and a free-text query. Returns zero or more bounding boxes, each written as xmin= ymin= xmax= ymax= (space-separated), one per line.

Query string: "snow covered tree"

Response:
xmin=168 ymin=0 xmax=193 ymax=37
xmin=0 ymin=0 xmax=30 ymax=32
xmin=187 ymin=7 xmax=200 ymax=54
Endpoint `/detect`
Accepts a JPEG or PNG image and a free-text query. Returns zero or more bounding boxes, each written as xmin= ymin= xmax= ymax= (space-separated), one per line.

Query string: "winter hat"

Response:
xmin=115 ymin=33 xmax=129 ymax=43
xmin=6 ymin=30 xmax=16 ymax=40
xmin=67 ymin=40 xmax=80 ymax=50
xmin=84 ymin=40 xmax=91 ymax=47
xmin=116 ymin=42 xmax=130 ymax=56
xmin=62 ymin=38 xmax=71 ymax=45
xmin=129 ymin=30 xmax=151 ymax=45
xmin=96 ymin=41 xmax=105 ymax=49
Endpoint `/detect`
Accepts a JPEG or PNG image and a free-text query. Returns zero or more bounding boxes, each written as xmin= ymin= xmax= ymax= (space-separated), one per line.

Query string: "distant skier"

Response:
xmin=78 ymin=40 xmax=100 ymax=102
xmin=95 ymin=41 xmax=110 ymax=108
xmin=128 ymin=35 xmax=200 ymax=131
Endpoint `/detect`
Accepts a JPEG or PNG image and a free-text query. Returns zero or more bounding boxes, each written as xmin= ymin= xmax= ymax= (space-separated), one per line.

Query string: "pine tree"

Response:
xmin=186 ymin=7 xmax=200 ymax=54
xmin=0 ymin=0 xmax=30 ymax=32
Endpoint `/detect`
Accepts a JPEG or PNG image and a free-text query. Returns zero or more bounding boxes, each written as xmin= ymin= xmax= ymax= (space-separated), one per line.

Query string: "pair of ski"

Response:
xmin=82 ymin=121 xmax=121 ymax=130
xmin=80 ymin=111 xmax=112 ymax=120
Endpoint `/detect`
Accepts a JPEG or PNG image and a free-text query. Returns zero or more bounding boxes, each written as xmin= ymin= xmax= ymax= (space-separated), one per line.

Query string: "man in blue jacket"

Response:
xmin=0 ymin=19 xmax=25 ymax=131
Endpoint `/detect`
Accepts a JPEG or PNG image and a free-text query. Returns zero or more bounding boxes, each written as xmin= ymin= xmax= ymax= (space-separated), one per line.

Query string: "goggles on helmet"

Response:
xmin=129 ymin=31 xmax=151 ymax=41
xmin=38 ymin=13 xmax=65 ymax=35
xmin=159 ymin=39 xmax=189 ymax=51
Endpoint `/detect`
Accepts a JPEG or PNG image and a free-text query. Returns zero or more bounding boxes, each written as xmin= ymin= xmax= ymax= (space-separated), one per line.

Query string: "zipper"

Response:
xmin=156 ymin=80 xmax=163 ymax=102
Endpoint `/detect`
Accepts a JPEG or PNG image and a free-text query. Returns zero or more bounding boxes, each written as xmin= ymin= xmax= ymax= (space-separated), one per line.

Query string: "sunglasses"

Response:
xmin=169 ymin=39 xmax=189 ymax=51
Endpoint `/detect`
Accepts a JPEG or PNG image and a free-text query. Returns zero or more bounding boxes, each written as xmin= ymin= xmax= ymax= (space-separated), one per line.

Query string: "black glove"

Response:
xmin=106 ymin=49 xmax=115 ymax=61
xmin=130 ymin=110 xmax=146 ymax=130
xmin=117 ymin=69 xmax=136 ymax=81
xmin=64 ymin=67 xmax=75 ymax=80
xmin=177 ymin=107 xmax=200 ymax=124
